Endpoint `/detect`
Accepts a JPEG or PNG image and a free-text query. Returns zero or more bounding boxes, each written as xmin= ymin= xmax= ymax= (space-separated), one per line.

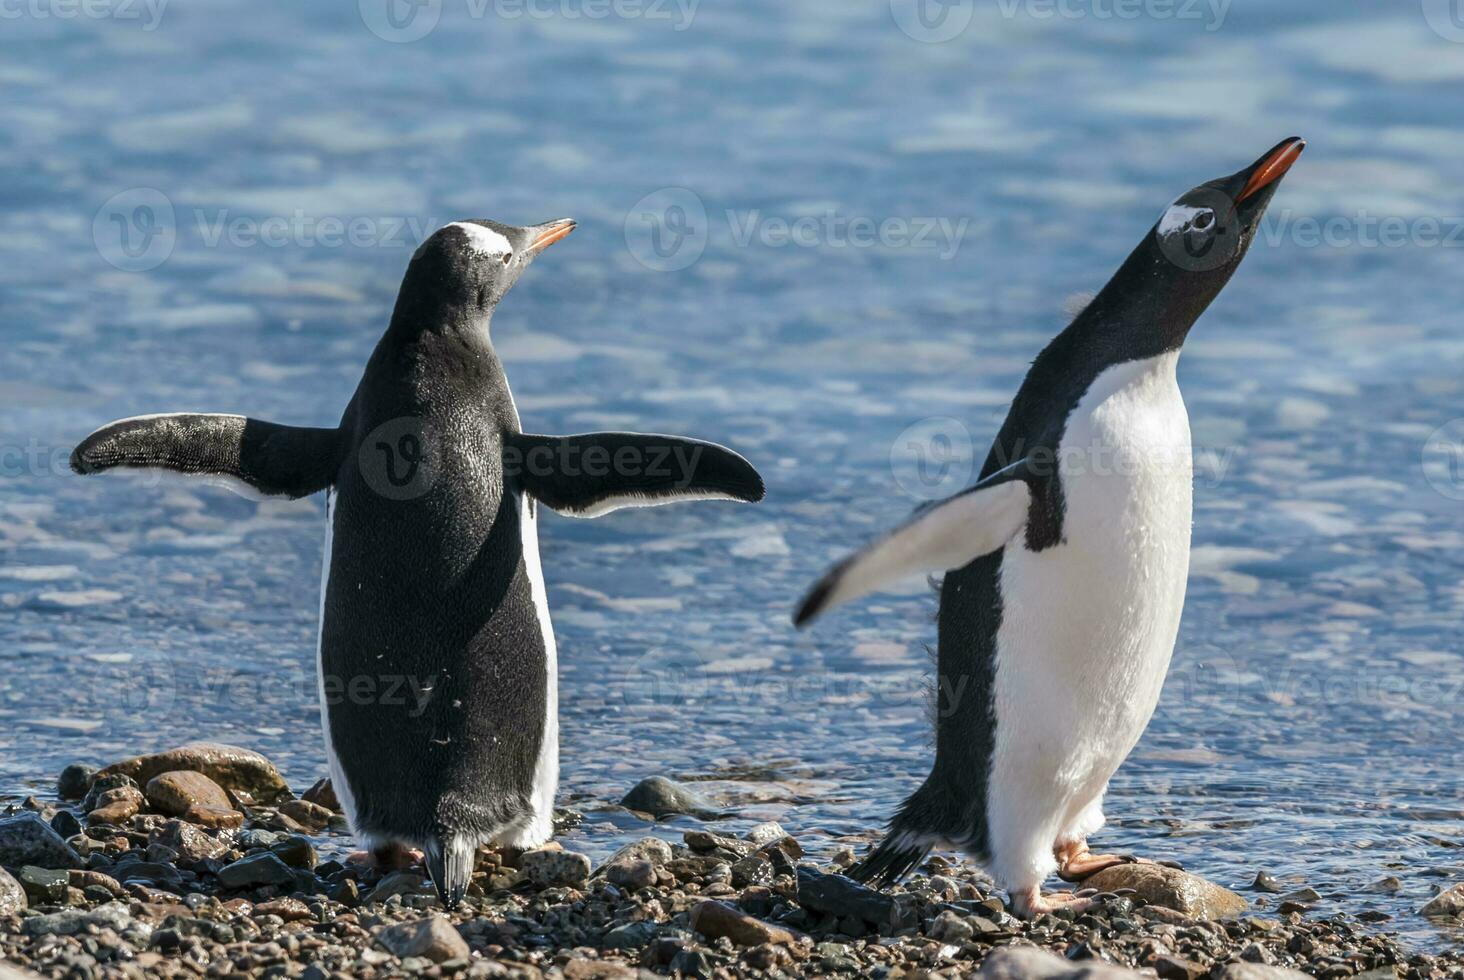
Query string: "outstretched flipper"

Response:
xmin=71 ymin=413 xmax=340 ymax=499
xmin=505 ymin=431 xmax=764 ymax=517
xmin=793 ymin=458 xmax=1040 ymax=627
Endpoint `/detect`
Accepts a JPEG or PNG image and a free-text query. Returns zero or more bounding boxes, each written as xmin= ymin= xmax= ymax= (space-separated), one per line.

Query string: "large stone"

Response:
xmin=217 ymin=852 xmax=296 ymax=889
xmin=145 ymin=771 xmax=233 ymax=816
xmin=277 ymin=799 xmax=332 ymax=831
xmin=301 ymin=778 xmax=341 ymax=812
xmin=1084 ymin=863 xmax=1248 ymax=920
xmin=20 ymin=902 xmax=138 ymax=938
xmin=690 ymin=899 xmax=803 ymax=947
xmin=56 ymin=764 xmax=96 ymax=801
xmin=81 ymin=773 xmax=140 ymax=812
xmin=97 ymin=743 xmax=291 ymax=804
xmin=1420 ymin=883 xmax=1464 ymax=919
xmin=374 ymin=916 xmax=470 ymax=963
xmin=798 ymin=868 xmax=917 ymax=931
xmin=619 ymin=777 xmax=721 ymax=819
xmin=977 ymin=947 xmax=1142 ymax=978
xmin=522 ymin=848 xmax=592 ymax=889
xmin=0 ymin=813 xmax=84 ymax=870
xmin=0 ymin=867 xmax=26 ymax=915
xmin=17 ymin=866 xmax=69 ymax=903
xmin=593 ymin=837 xmax=674 ymax=876
xmin=154 ymin=820 xmax=229 ymax=863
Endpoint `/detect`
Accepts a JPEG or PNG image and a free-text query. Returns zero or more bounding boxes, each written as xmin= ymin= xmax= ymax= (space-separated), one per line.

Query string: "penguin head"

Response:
xmin=400 ymin=217 xmax=576 ymax=321
xmin=1085 ymin=137 xmax=1304 ymax=352
xmin=1151 ymin=136 xmax=1304 ymax=277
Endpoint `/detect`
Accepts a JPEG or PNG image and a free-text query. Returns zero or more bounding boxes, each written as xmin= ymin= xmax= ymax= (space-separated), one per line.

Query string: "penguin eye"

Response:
xmin=501 ymin=252 xmax=513 ymax=266
xmin=1192 ymin=210 xmax=1215 ymax=231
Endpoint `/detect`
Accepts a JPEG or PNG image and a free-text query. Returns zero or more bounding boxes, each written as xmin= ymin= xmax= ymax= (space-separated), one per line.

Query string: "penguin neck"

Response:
xmin=385 ymin=288 xmax=494 ymax=345
xmin=1061 ymin=234 xmax=1232 ymax=362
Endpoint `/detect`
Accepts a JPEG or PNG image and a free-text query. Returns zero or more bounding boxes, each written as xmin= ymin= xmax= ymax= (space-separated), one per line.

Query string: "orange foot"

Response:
xmin=347 ymin=842 xmax=424 ymax=871
xmin=1011 ymin=886 xmax=1095 ymax=918
xmin=1054 ymin=840 xmax=1142 ymax=883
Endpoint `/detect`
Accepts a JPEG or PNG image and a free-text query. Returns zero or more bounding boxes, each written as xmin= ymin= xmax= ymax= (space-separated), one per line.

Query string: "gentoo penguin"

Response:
xmin=793 ymin=138 xmax=1304 ymax=916
xmin=72 ymin=217 xmax=766 ymax=908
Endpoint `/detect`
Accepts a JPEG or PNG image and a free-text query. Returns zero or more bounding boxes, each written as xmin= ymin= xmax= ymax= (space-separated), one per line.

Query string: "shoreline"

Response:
xmin=1 ymin=743 xmax=1460 ymax=979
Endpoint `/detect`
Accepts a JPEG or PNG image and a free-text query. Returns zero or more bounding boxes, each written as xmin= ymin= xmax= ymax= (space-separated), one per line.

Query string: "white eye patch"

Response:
xmin=1156 ymin=203 xmax=1211 ymax=237
xmin=447 ymin=221 xmax=513 ymax=258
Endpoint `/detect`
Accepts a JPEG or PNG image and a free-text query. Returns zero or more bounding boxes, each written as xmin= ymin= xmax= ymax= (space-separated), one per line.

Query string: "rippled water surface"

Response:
xmin=2 ymin=0 xmax=1463 ymax=950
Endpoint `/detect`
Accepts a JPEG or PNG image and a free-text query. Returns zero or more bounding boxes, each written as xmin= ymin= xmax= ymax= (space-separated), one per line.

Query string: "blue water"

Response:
xmin=2 ymin=0 xmax=1462 ymax=950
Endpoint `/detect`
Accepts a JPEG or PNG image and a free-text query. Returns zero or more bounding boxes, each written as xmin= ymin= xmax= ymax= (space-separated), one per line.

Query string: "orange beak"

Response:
xmin=1236 ymin=137 xmax=1306 ymax=204
xmin=528 ymin=218 xmax=576 ymax=252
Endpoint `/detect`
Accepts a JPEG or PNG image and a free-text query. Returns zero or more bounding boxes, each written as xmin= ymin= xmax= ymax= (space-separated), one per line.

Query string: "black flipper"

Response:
xmin=847 ymin=835 xmax=933 ymax=888
xmin=423 ymin=833 xmax=472 ymax=911
xmin=505 ymin=431 xmax=764 ymax=517
xmin=71 ymin=413 xmax=340 ymax=499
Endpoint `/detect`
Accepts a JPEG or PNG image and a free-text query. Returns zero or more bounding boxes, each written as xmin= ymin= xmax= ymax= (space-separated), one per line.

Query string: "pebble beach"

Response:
xmin=1 ymin=742 xmax=1460 ymax=979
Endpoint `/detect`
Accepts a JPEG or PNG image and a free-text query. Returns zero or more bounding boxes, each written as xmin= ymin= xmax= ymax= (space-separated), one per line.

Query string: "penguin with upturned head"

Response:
xmin=72 ymin=217 xmax=765 ymax=908
xmin=794 ymin=139 xmax=1304 ymax=916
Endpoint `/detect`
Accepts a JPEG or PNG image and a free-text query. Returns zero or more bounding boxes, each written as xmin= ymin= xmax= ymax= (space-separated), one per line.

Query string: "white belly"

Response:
xmin=985 ymin=352 xmax=1192 ymax=889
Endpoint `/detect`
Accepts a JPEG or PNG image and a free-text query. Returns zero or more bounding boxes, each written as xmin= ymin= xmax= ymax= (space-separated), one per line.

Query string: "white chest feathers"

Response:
xmin=994 ymin=351 xmax=1193 ymax=784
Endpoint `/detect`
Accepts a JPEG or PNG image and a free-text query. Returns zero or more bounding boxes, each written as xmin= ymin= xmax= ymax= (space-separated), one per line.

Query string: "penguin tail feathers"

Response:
xmin=846 ymin=830 xmax=932 ymax=888
xmin=424 ymin=833 xmax=475 ymax=910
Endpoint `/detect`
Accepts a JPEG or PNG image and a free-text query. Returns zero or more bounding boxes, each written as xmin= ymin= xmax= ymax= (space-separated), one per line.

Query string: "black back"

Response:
xmin=320 ymin=222 xmax=551 ymax=844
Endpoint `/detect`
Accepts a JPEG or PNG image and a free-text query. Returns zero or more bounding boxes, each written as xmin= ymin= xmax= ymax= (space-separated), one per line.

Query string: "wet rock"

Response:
xmin=594 ymin=837 xmax=673 ymax=874
xmin=1084 ymin=863 xmax=1247 ymax=920
xmin=731 ymin=855 xmax=773 ymax=888
xmin=183 ymin=804 xmax=244 ymax=829
xmin=254 ymin=897 xmax=313 ymax=922
xmin=602 ymin=919 xmax=659 ymax=948
xmin=269 ymin=835 xmax=317 ymax=869
xmin=217 ymin=852 xmax=295 ymax=889
xmin=563 ymin=960 xmax=637 ymax=980
xmin=154 ymin=820 xmax=228 ymax=863
xmin=374 ymin=916 xmax=469 ymax=963
xmin=48 ymin=810 xmax=81 ymax=839
xmin=80 ymin=772 xmax=140 ymax=811
xmin=605 ymin=858 xmax=657 ymax=890
xmin=619 ymin=777 xmax=721 ymax=819
xmin=114 ymin=861 xmax=182 ymax=888
xmin=521 ymin=847 xmax=591 ymax=888
xmin=0 ymin=813 xmax=84 ymax=870
xmin=744 ymin=822 xmax=790 ymax=847
xmin=18 ymin=867 xmax=69 ymax=903
xmin=0 ymin=868 xmax=25 ymax=915
xmin=684 ymin=830 xmax=754 ymax=857
xmin=20 ymin=901 xmax=138 ymax=938
xmin=977 ymin=946 xmax=1141 ymax=977
xmin=301 ymin=778 xmax=341 ymax=812
xmin=690 ymin=899 xmax=802 ymax=947
xmin=68 ymin=870 xmax=124 ymax=898
xmin=1364 ymin=876 xmax=1402 ymax=894
xmin=1278 ymin=887 xmax=1321 ymax=904
xmin=145 ymin=770 xmax=232 ymax=816
xmin=1420 ymin=883 xmax=1464 ymax=919
xmin=1251 ymin=871 xmax=1283 ymax=893
xmin=278 ymin=799 xmax=333 ymax=831
xmin=1153 ymin=955 xmax=1206 ymax=980
xmin=56 ymin=764 xmax=95 ymax=801
xmin=796 ymin=867 xmax=917 ymax=931
xmin=96 ymin=743 xmax=291 ymax=804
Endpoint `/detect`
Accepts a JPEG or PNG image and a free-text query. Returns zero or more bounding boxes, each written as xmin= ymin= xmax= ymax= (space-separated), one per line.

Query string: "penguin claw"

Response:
xmin=1011 ymin=887 xmax=1096 ymax=918
xmin=1054 ymin=846 xmax=1140 ymax=882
